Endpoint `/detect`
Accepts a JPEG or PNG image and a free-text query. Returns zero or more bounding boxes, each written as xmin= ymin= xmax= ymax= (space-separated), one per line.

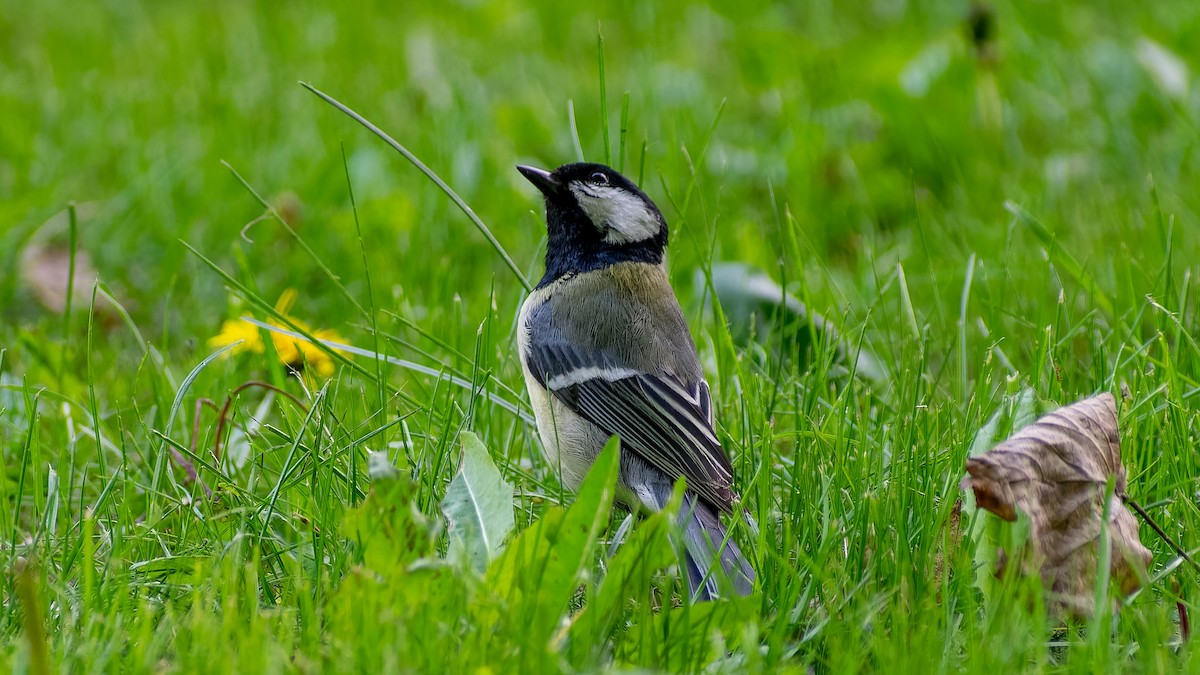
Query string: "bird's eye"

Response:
xmin=589 ymin=171 xmax=609 ymax=185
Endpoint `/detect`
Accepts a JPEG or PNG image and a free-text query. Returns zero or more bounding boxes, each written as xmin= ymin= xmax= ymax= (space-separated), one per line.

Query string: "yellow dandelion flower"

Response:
xmin=274 ymin=288 xmax=298 ymax=315
xmin=267 ymin=318 xmax=308 ymax=365
xmin=295 ymin=327 xmax=345 ymax=377
xmin=209 ymin=290 xmax=348 ymax=378
xmin=208 ymin=318 xmax=265 ymax=354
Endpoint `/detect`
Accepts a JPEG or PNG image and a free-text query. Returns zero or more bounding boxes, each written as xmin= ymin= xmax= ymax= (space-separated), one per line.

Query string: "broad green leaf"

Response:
xmin=699 ymin=262 xmax=885 ymax=385
xmin=440 ymin=431 xmax=515 ymax=572
xmin=485 ymin=437 xmax=620 ymax=658
xmin=566 ymin=481 xmax=683 ymax=666
xmin=342 ymin=457 xmax=432 ymax=576
xmin=1010 ymin=387 xmax=1039 ymax=433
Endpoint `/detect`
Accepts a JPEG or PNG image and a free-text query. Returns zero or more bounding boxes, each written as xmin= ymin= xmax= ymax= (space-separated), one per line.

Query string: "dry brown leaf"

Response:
xmin=20 ymin=244 xmax=99 ymax=313
xmin=18 ymin=203 xmax=109 ymax=315
xmin=963 ymin=392 xmax=1152 ymax=618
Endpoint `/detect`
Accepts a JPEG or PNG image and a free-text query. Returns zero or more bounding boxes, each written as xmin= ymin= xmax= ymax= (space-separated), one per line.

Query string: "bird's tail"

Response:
xmin=677 ymin=493 xmax=755 ymax=601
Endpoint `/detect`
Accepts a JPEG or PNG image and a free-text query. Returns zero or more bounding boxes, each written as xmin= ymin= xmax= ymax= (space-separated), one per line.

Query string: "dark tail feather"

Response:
xmin=678 ymin=493 xmax=755 ymax=601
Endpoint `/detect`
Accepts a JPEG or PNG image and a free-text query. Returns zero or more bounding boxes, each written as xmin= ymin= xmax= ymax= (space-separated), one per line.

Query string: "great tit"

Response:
xmin=515 ymin=161 xmax=754 ymax=600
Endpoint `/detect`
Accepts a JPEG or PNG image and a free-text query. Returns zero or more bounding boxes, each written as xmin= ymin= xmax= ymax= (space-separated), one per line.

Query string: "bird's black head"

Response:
xmin=517 ymin=162 xmax=668 ymax=288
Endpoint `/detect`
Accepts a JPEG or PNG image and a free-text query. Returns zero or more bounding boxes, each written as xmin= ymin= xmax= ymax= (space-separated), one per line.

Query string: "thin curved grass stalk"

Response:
xmin=172 ymin=382 xmax=311 ymax=498
xmin=1125 ymin=497 xmax=1199 ymax=574
xmin=176 ymin=397 xmax=219 ymax=496
xmin=300 ymin=81 xmax=531 ymax=292
xmin=211 ymin=380 xmax=310 ymax=462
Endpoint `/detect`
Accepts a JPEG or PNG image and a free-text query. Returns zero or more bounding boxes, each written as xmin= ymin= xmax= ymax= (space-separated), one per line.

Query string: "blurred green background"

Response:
xmin=3 ymin=0 xmax=1200 ymax=671
xmin=4 ymin=0 xmax=1197 ymax=356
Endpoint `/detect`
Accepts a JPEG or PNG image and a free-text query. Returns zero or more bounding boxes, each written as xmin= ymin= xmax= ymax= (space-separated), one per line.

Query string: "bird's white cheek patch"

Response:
xmin=570 ymin=184 xmax=661 ymax=244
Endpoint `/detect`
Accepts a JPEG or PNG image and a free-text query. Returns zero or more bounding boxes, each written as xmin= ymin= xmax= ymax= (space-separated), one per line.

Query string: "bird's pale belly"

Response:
xmin=524 ymin=374 xmax=609 ymax=491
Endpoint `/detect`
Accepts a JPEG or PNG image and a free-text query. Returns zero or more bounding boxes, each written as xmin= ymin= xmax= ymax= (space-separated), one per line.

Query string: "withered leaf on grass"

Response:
xmin=20 ymin=244 xmax=99 ymax=313
xmin=963 ymin=392 xmax=1152 ymax=618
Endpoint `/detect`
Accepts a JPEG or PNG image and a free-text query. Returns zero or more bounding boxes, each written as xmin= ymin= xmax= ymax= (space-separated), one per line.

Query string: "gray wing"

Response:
xmin=526 ymin=340 xmax=735 ymax=511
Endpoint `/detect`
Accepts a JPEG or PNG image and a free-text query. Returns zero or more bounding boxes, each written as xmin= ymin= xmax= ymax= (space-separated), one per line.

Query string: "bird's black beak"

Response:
xmin=516 ymin=165 xmax=560 ymax=196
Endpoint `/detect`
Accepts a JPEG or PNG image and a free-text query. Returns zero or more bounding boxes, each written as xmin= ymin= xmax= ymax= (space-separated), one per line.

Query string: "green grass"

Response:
xmin=3 ymin=0 xmax=1200 ymax=672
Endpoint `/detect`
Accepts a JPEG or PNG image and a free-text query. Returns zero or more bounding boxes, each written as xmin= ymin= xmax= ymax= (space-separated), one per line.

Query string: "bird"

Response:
xmin=515 ymin=161 xmax=754 ymax=600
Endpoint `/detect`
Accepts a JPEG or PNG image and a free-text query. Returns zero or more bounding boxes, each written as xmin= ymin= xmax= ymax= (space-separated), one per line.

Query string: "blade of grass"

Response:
xmin=372 ymin=326 xmax=530 ymax=408
xmin=61 ymin=202 xmax=78 ymax=346
xmin=94 ymin=283 xmax=164 ymax=381
xmin=568 ymin=99 xmax=585 ymax=163
xmin=959 ymin=254 xmax=976 ymax=403
xmin=597 ymin=25 xmax=610 ymax=165
xmin=659 ymin=99 xmax=726 ymax=220
xmin=258 ymin=383 xmax=328 ymax=541
xmin=637 ymin=138 xmax=647 ymax=186
xmin=165 ymin=341 xmax=244 ymax=436
xmin=1005 ymin=201 xmax=1115 ymax=318
xmin=896 ymin=263 xmax=922 ymax=341
xmin=11 ymin=380 xmax=38 ymax=558
xmin=378 ymin=310 xmax=473 ymax=363
xmin=300 ymin=81 xmax=532 ymax=292
xmin=341 ymin=142 xmax=386 ymax=418
xmin=618 ymin=92 xmax=630 ymax=174
xmin=221 ymin=160 xmax=369 ymax=319
xmin=16 ymin=562 xmax=52 ymax=675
